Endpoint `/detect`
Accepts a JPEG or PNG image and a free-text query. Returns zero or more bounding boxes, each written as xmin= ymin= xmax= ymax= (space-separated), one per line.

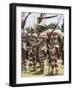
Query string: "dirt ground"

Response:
xmin=21 ymin=58 xmax=64 ymax=77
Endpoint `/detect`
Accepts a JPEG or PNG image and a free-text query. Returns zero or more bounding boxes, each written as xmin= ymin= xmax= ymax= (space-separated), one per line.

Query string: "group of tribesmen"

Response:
xmin=21 ymin=29 xmax=64 ymax=75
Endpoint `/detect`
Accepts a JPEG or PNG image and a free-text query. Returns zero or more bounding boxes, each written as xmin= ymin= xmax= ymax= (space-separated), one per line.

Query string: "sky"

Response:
xmin=21 ymin=12 xmax=64 ymax=30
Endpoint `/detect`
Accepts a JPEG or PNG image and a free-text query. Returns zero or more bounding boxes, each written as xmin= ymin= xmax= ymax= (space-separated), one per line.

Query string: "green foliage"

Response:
xmin=47 ymin=23 xmax=60 ymax=29
xmin=61 ymin=22 xmax=64 ymax=32
xmin=26 ymin=27 xmax=34 ymax=33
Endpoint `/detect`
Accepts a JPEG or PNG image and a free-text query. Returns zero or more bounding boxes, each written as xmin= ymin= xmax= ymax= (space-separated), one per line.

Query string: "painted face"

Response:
xmin=53 ymin=35 xmax=59 ymax=44
xmin=50 ymin=33 xmax=59 ymax=45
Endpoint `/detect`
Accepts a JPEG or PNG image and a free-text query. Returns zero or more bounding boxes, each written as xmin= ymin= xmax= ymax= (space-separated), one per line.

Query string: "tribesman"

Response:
xmin=47 ymin=31 xmax=60 ymax=75
xmin=21 ymin=31 xmax=28 ymax=72
xmin=32 ymin=29 xmax=46 ymax=74
xmin=47 ymin=44 xmax=58 ymax=75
